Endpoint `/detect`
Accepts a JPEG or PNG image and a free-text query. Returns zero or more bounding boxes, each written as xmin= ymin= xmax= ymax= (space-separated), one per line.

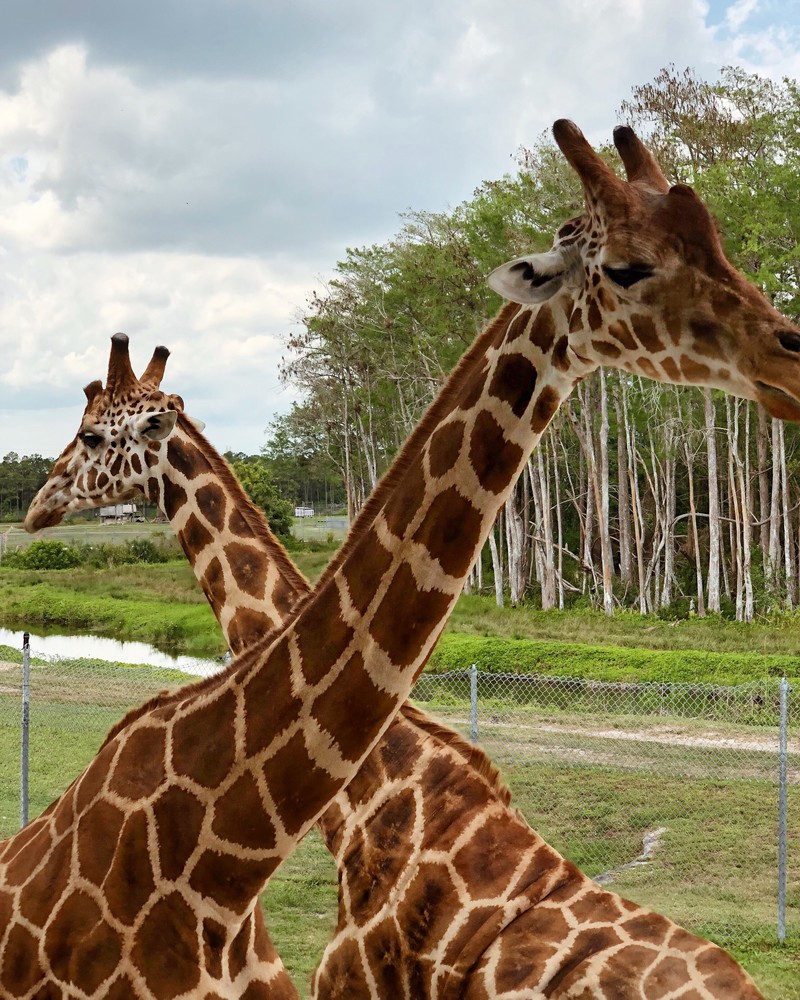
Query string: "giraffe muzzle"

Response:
xmin=754 ymin=381 xmax=800 ymax=422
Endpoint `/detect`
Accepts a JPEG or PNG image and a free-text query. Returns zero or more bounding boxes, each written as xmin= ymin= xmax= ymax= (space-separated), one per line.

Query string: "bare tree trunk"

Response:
xmin=550 ymin=431 xmax=566 ymax=611
xmin=684 ymin=437 xmax=706 ymax=616
xmin=768 ymin=415 xmax=782 ymax=593
xmin=779 ymin=420 xmax=795 ymax=608
xmin=488 ymin=517 xmax=504 ymax=608
xmin=614 ymin=388 xmax=634 ymax=585
xmin=756 ymin=405 xmax=770 ymax=573
xmin=505 ymin=486 xmax=526 ymax=606
xmin=704 ymin=389 xmax=721 ymax=613
xmin=622 ymin=385 xmax=648 ymax=613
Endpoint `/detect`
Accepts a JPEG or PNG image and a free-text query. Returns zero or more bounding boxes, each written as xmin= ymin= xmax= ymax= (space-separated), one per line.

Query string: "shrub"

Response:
xmin=3 ymin=540 xmax=82 ymax=570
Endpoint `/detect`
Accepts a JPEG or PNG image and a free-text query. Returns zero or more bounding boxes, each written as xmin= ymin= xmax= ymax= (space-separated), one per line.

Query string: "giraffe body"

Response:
xmin=313 ymin=707 xmax=762 ymax=1000
xmin=11 ymin=120 xmax=795 ymax=996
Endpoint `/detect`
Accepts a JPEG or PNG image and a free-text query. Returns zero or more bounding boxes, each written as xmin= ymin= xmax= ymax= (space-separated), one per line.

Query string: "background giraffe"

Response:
xmin=9 ymin=119 xmax=798 ymax=997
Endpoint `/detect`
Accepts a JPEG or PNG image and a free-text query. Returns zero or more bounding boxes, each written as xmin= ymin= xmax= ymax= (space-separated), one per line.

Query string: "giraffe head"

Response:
xmin=25 ymin=333 xmax=195 ymax=530
xmin=489 ymin=120 xmax=800 ymax=420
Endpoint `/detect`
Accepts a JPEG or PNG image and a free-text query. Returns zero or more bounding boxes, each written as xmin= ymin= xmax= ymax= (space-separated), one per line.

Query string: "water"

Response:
xmin=0 ymin=626 xmax=222 ymax=678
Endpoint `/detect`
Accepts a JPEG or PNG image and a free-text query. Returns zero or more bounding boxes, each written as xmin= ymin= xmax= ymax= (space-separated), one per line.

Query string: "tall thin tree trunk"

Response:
xmin=704 ymin=389 xmax=721 ymax=613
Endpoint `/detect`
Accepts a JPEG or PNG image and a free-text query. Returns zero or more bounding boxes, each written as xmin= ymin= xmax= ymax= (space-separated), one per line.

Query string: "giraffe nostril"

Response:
xmin=778 ymin=331 xmax=800 ymax=353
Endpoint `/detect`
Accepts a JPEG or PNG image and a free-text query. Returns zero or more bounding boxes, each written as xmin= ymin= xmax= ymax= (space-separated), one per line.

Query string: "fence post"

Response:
xmin=20 ymin=632 xmax=30 ymax=829
xmin=470 ymin=663 xmax=479 ymax=744
xmin=777 ymin=676 xmax=790 ymax=943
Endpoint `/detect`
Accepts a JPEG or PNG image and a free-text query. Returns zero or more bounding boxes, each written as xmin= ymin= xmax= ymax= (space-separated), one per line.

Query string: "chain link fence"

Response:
xmin=0 ymin=637 xmax=797 ymax=956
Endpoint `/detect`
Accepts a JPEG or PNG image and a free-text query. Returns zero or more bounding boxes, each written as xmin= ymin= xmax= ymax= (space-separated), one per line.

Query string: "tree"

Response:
xmin=226 ymin=455 xmax=294 ymax=537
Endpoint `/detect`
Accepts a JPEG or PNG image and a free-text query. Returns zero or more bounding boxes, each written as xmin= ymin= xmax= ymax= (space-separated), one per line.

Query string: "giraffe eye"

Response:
xmin=602 ymin=263 xmax=655 ymax=289
xmin=79 ymin=432 xmax=103 ymax=449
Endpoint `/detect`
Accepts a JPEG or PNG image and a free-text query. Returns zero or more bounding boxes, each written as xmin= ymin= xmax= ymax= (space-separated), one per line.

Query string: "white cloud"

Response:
xmin=0 ymin=0 xmax=798 ymax=461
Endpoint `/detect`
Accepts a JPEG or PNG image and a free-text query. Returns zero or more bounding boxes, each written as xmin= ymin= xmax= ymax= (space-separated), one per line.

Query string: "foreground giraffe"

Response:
xmin=9 ymin=119 xmax=794 ymax=996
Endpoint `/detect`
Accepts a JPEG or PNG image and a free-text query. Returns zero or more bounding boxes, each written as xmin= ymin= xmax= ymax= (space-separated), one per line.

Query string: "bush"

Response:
xmin=3 ymin=540 xmax=82 ymax=570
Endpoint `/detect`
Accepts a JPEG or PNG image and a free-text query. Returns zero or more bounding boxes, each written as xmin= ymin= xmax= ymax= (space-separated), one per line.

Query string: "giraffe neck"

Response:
xmin=148 ymin=295 xmax=591 ymax=907
xmin=143 ymin=418 xmax=308 ymax=653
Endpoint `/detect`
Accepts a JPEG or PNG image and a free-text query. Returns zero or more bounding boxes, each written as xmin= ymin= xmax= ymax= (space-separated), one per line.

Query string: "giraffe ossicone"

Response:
xmin=8 ymin=118 xmax=789 ymax=997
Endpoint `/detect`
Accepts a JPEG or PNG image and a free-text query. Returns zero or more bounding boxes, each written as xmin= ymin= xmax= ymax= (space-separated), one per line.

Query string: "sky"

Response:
xmin=1 ymin=0 xmax=800 ymax=460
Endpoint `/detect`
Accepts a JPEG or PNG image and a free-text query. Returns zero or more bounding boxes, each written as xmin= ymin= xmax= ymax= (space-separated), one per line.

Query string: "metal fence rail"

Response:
xmin=0 ymin=641 xmax=796 ymax=954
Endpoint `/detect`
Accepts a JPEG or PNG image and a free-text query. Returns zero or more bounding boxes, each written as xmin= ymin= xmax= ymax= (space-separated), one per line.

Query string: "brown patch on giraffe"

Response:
xmin=190 ymin=848 xmax=274 ymax=915
xmin=3 ymin=823 xmax=52 ymax=885
xmin=552 ymin=335 xmax=571 ymax=371
xmin=18 ymin=832 xmax=73 ymax=927
xmin=607 ymin=319 xmax=638 ymax=351
xmin=261 ymin=729 xmax=341 ymax=836
xmin=341 ymin=787 xmax=416 ymax=925
xmin=621 ymin=912 xmax=672 ymax=947
xmin=144 ymin=447 xmax=159 ymax=469
xmin=529 ymin=307 xmax=556 ymax=352
xmin=227 ymin=506 xmax=256 ymax=538
xmin=201 ymin=556 xmax=227 ymax=611
xmin=131 ymin=892 xmax=201 ymax=998
xmin=453 ymin=812 xmax=534 ymax=898
xmin=312 ymin=651 xmax=398 ymax=762
xmin=587 ymin=298 xmax=602 ymax=331
xmin=180 ymin=513 xmax=214 ymax=561
xmin=597 ymin=285 xmax=617 ymax=311
xmin=591 ymin=339 xmax=621 ymax=359
xmin=458 ymin=357 xmax=490 ymax=411
xmin=202 ymin=919 xmax=225 ymax=980
xmin=227 ymin=606 xmax=271 ymax=653
xmin=363 ymin=919 xmax=406 ymax=998
xmin=380 ymin=714 xmax=421 ymax=780
xmin=45 ymin=890 xmax=122 ymax=992
xmin=77 ymin=798 xmax=125 ymax=886
xmin=428 ymin=419 xmax=465 ymax=478
xmin=568 ymin=887 xmax=625 ymax=924
xmin=104 ymin=810 xmax=156 ymax=925
xmin=317 ymin=936 xmax=373 ymax=1000
xmin=130 ymin=452 xmax=142 ymax=475
xmin=146 ymin=476 xmax=161 ymax=506
xmin=689 ymin=318 xmax=723 ymax=358
xmin=242 ymin=982 xmax=278 ymax=1000
xmin=342 ymin=526 xmax=393 ymax=616
xmin=108 ymin=724 xmax=166 ymax=799
xmin=86 ymin=467 xmax=97 ymax=491
xmin=469 ymin=410 xmax=524 ymax=495
xmin=212 ymin=770 xmax=276 ymax=850
xmin=696 ymin=946 xmax=758 ymax=994
xmin=383 ymin=459 xmax=427 ymax=539
xmin=109 ymin=453 xmax=123 ymax=477
xmin=243 ymin=639 xmax=301 ymax=756
xmin=493 ymin=911 xmax=563 ymax=993
xmin=402 ymin=862 xmax=458 ymax=953
xmin=661 ymin=356 xmax=681 ymax=382
xmin=637 ymin=357 xmax=660 ymax=380
xmin=680 ymin=354 xmax=711 ymax=383
xmin=153 ymin=786 xmax=207 ymax=882
xmin=228 ymin=918 xmax=252 ymax=980
xmin=502 ymin=309 xmax=530 ymax=344
xmin=412 ymin=486 xmax=483 ymax=578
xmin=163 ymin=478 xmax=188 ymax=518
xmin=488 ymin=353 xmax=538 ymax=418
xmin=167 ymin=436 xmax=205 ymax=480
xmin=172 ymin=688 xmax=237 ymax=788
xmin=568 ymin=308 xmax=583 ymax=333
xmin=294 ymin=579 xmax=354 ymax=685
xmin=1 ymin=924 xmax=44 ymax=993
xmin=631 ymin=314 xmax=665 ymax=353
xmin=96 ymin=471 xmax=109 ymax=490
xmin=369 ymin=562 xmax=452 ymax=667
xmin=224 ymin=540 xmax=269 ymax=598
xmin=196 ymin=481 xmax=228 ymax=532
xmin=531 ymin=385 xmax=561 ymax=434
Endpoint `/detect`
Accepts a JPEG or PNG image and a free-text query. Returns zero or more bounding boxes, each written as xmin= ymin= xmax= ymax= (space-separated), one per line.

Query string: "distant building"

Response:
xmin=294 ymin=506 xmax=315 ymax=517
xmin=99 ymin=504 xmax=144 ymax=524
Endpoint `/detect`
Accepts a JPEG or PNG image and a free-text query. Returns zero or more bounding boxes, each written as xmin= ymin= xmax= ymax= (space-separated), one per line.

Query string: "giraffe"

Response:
xmin=8 ymin=118 xmax=796 ymax=996
xmin=311 ymin=709 xmax=763 ymax=999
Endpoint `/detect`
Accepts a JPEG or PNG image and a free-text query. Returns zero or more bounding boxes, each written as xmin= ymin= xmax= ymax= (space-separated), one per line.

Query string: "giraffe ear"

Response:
xmin=185 ymin=414 xmax=206 ymax=433
xmin=487 ymin=250 xmax=569 ymax=304
xmin=135 ymin=410 xmax=179 ymax=441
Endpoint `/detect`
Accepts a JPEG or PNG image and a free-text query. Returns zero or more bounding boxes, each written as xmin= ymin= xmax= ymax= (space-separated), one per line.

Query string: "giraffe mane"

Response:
xmin=99 ymin=304 xmax=522 ymax=752
xmin=399 ymin=702 xmax=512 ymax=806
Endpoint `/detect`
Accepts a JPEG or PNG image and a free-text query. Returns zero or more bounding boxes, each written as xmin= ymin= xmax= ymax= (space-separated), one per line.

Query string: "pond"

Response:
xmin=0 ymin=626 xmax=223 ymax=678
